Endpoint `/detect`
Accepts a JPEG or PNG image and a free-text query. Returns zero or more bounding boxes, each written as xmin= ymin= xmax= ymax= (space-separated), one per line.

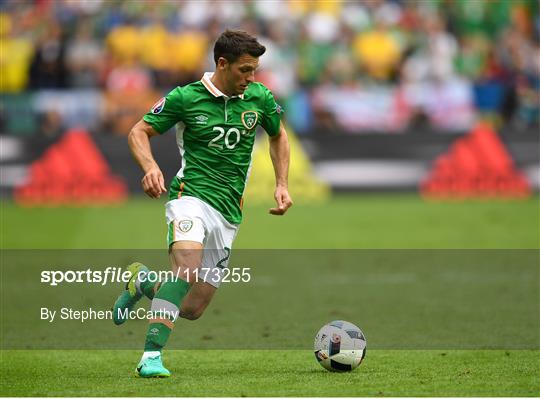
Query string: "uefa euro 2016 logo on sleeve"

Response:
xmin=151 ymin=97 xmax=166 ymax=114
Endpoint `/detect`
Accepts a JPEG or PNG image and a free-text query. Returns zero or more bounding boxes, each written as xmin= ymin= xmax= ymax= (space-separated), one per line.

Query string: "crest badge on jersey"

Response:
xmin=178 ymin=220 xmax=193 ymax=233
xmin=241 ymin=110 xmax=258 ymax=130
xmin=151 ymin=97 xmax=166 ymax=114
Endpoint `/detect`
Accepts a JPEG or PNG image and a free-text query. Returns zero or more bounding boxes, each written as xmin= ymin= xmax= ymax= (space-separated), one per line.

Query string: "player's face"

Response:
xmin=224 ymin=54 xmax=259 ymax=96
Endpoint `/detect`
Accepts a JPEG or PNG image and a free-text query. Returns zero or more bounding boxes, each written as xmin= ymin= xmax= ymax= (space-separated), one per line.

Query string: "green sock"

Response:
xmin=144 ymin=322 xmax=172 ymax=351
xmin=134 ymin=267 xmax=158 ymax=300
xmin=139 ymin=277 xmax=156 ymax=300
xmin=144 ymin=278 xmax=190 ymax=352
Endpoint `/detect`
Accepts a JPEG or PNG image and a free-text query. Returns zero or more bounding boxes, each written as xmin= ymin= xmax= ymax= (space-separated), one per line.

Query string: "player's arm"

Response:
xmin=268 ymin=121 xmax=293 ymax=215
xmin=128 ymin=119 xmax=167 ymax=199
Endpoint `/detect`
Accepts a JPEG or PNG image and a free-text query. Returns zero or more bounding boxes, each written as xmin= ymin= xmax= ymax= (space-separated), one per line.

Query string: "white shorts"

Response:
xmin=165 ymin=196 xmax=239 ymax=288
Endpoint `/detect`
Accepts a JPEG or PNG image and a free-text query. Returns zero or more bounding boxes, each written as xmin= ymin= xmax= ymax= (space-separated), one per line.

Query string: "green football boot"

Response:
xmin=136 ymin=355 xmax=171 ymax=378
xmin=112 ymin=262 xmax=149 ymax=325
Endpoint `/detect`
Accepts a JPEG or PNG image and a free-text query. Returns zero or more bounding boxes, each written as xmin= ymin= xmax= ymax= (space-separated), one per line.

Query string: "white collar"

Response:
xmin=201 ymin=72 xmax=244 ymax=99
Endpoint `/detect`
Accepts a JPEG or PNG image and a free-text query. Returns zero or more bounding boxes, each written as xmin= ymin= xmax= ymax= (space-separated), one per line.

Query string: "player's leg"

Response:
xmin=137 ymin=240 xmax=202 ymax=378
xmin=137 ymin=197 xmax=208 ymax=377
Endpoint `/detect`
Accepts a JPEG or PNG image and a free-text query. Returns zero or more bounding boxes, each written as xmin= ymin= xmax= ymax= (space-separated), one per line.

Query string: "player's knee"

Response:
xmin=181 ymin=306 xmax=204 ymax=321
xmin=184 ymin=313 xmax=200 ymax=321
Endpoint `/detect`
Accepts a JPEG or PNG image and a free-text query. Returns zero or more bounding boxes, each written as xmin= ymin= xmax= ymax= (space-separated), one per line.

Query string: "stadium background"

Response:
xmin=1 ymin=0 xmax=539 ymax=396
xmin=1 ymin=0 xmax=539 ymax=201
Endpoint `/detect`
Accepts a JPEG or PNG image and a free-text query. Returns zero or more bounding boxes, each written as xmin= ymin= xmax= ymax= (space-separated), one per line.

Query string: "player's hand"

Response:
xmin=269 ymin=186 xmax=293 ymax=215
xmin=141 ymin=166 xmax=167 ymax=199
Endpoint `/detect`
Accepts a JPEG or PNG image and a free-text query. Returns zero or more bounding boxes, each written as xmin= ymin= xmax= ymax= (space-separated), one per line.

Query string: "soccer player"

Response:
xmin=112 ymin=30 xmax=293 ymax=378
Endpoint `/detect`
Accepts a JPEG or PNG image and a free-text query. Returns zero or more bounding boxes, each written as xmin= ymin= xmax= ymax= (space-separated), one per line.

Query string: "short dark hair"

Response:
xmin=213 ymin=30 xmax=266 ymax=65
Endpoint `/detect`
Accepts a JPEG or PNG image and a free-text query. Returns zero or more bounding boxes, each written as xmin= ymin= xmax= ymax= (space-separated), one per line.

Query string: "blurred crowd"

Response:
xmin=1 ymin=0 xmax=539 ymax=135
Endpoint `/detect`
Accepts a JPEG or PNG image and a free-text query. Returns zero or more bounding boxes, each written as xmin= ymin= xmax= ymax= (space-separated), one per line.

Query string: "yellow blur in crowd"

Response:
xmin=106 ymin=24 xmax=207 ymax=73
xmin=0 ymin=13 xmax=33 ymax=92
xmin=353 ymin=26 xmax=401 ymax=81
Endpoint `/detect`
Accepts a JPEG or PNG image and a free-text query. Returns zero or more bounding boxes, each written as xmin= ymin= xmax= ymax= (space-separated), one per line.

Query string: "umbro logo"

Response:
xmin=195 ymin=115 xmax=208 ymax=124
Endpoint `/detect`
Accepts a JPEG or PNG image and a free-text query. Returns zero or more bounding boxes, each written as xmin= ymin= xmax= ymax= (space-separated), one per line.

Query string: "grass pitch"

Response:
xmin=1 ymin=194 xmax=538 ymax=396
xmin=2 ymin=194 xmax=538 ymax=249
xmin=1 ymin=350 xmax=538 ymax=396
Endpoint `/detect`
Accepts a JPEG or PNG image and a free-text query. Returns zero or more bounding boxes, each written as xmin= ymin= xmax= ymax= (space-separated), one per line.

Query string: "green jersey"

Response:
xmin=143 ymin=72 xmax=283 ymax=225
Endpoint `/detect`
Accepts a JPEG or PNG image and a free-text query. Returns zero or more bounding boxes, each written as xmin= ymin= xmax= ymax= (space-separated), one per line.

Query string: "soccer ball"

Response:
xmin=313 ymin=320 xmax=366 ymax=372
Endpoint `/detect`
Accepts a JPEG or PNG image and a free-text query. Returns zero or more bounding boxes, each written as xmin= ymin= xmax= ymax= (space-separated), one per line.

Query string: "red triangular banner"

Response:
xmin=421 ymin=123 xmax=531 ymax=199
xmin=14 ymin=129 xmax=128 ymax=206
